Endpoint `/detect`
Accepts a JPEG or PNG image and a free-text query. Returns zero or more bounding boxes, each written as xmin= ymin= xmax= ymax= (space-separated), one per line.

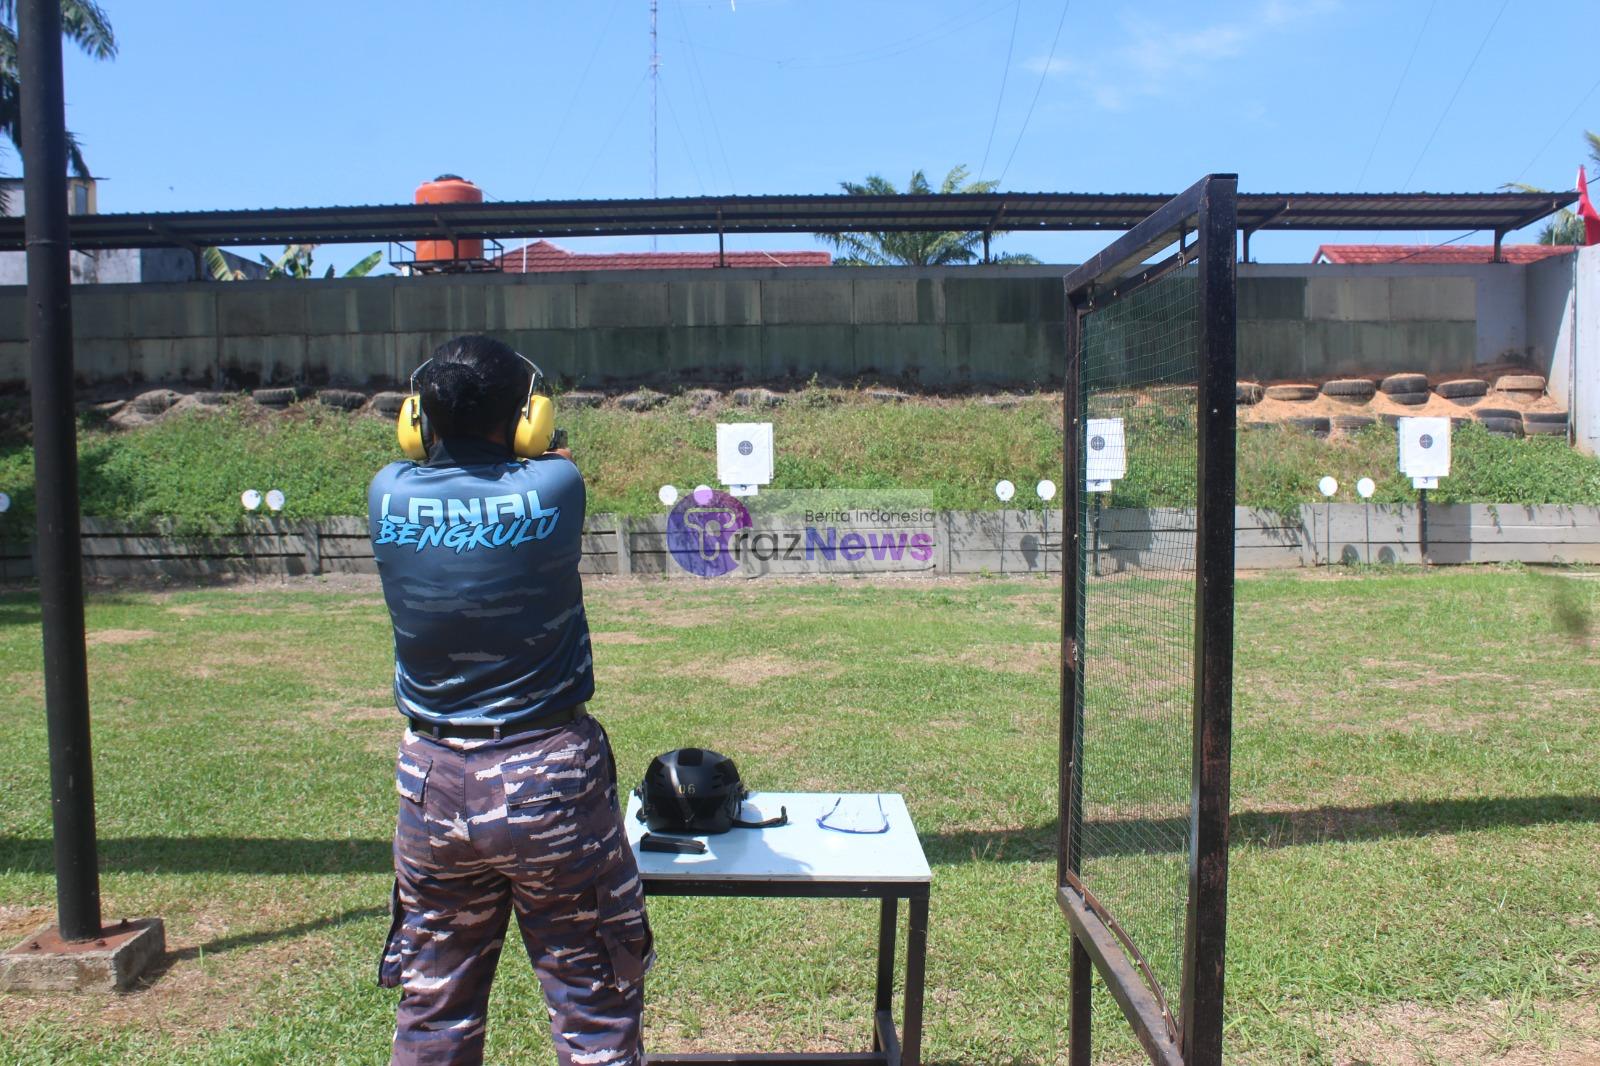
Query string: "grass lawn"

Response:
xmin=1 ymin=396 xmax=1597 ymax=529
xmin=0 ymin=568 xmax=1597 ymax=1064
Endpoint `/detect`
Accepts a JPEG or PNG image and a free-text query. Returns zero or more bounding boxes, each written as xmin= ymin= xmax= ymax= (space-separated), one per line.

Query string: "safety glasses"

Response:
xmin=816 ymin=794 xmax=889 ymax=835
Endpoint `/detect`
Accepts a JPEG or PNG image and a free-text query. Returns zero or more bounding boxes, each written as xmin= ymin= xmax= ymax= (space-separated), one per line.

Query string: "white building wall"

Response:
xmin=1576 ymin=246 xmax=1600 ymax=455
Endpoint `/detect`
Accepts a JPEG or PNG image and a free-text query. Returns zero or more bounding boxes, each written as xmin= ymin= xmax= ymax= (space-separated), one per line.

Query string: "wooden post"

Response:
xmin=616 ymin=516 xmax=632 ymax=576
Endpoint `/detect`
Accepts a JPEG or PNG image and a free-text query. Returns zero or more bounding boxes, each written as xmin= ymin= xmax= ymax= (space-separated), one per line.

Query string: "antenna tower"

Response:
xmin=650 ymin=0 xmax=660 ymax=250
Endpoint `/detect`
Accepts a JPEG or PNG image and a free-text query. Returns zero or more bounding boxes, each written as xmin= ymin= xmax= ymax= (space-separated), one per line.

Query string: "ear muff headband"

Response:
xmin=395 ymin=352 xmax=556 ymax=461
xmin=510 ymin=354 xmax=557 ymax=460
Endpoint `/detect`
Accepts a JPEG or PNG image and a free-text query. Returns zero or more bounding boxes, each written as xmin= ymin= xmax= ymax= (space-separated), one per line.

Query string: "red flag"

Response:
xmin=1579 ymin=166 xmax=1600 ymax=246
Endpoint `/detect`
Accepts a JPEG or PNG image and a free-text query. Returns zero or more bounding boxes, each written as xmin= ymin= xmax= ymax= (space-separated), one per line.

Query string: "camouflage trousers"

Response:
xmin=379 ymin=713 xmax=654 ymax=1066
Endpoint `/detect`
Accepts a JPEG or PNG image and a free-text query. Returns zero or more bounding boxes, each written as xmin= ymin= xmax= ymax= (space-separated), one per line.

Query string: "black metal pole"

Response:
xmin=1418 ymin=487 xmax=1429 ymax=564
xmin=1060 ymin=292 xmax=1090 ymax=1062
xmin=20 ymin=0 xmax=101 ymax=942
xmin=1181 ymin=174 xmax=1238 ymax=1066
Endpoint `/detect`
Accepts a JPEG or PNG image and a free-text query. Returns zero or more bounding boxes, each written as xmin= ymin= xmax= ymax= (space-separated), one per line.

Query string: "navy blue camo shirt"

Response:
xmin=368 ymin=437 xmax=593 ymax=725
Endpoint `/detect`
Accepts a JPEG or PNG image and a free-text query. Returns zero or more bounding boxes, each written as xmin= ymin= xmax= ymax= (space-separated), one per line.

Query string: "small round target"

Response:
xmin=265 ymin=489 xmax=286 ymax=513
xmin=1419 ymin=433 xmax=1434 ymax=449
xmin=1089 ymin=435 xmax=1106 ymax=452
xmin=1036 ymin=479 xmax=1057 ymax=501
xmin=241 ymin=489 xmax=262 ymax=511
xmin=658 ymin=484 xmax=679 ymax=506
xmin=1317 ymin=476 xmax=1338 ymax=498
xmin=994 ymin=480 xmax=1015 ymax=502
xmin=737 ymin=440 xmax=753 ymax=456
xmin=1356 ymin=477 xmax=1376 ymax=499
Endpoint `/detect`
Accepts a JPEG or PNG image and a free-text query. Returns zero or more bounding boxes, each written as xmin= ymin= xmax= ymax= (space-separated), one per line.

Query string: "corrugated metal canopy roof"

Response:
xmin=0 ymin=190 xmax=1575 ymax=251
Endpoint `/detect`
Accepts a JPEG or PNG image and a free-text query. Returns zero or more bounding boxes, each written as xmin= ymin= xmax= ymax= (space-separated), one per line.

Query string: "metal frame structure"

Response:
xmin=641 ymin=876 xmax=930 ymax=1066
xmin=1057 ymin=175 xmax=1237 ymax=1066
xmin=0 ymin=189 xmax=1570 ymax=255
xmin=386 ymin=236 xmax=507 ymax=276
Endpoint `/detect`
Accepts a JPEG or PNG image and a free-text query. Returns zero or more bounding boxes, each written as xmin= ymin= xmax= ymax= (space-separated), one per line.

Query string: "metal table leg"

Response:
xmin=641 ymin=882 xmax=930 ymax=1066
xmin=873 ymin=897 xmax=897 ymax=1052
xmin=901 ymin=897 xmax=928 ymax=1066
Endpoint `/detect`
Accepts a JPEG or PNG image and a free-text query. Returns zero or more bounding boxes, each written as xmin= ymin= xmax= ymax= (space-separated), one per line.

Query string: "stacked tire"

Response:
xmin=1474 ymin=406 xmax=1523 ymax=437
xmin=1379 ymin=373 xmax=1429 ymax=406
xmin=1321 ymin=379 xmax=1376 ymax=402
xmin=1522 ymin=410 xmax=1569 ymax=437
xmin=1436 ymin=378 xmax=1488 ymax=402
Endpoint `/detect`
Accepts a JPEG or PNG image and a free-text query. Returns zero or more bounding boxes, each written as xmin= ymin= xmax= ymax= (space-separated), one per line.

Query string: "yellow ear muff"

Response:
xmin=512 ymin=393 xmax=556 ymax=459
xmin=396 ymin=395 xmax=428 ymax=461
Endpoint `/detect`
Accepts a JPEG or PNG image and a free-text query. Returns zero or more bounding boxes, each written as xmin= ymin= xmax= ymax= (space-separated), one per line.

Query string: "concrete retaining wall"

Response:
xmin=1 ymin=505 xmax=1595 ymax=581
xmin=0 ymin=259 xmax=1570 ymax=391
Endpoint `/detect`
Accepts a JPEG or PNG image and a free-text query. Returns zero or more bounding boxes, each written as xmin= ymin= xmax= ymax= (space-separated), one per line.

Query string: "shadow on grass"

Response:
xmin=2 ymin=795 xmax=1597 ymax=874
xmin=0 ymin=835 xmax=392 ymax=875
xmin=126 ymin=904 xmax=389 ymax=984
xmin=0 ymin=597 xmax=40 ymax=627
xmin=921 ymin=793 xmax=1600 ymax=865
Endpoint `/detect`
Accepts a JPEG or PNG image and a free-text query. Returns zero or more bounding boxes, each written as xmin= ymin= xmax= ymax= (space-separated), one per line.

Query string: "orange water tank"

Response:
xmin=415 ymin=174 xmax=483 ymax=262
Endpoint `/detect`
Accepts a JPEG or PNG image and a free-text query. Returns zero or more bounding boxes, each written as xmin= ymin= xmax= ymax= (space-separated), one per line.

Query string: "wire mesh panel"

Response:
xmin=1057 ymin=175 xmax=1236 ymax=1066
xmin=1075 ymin=270 xmax=1198 ymax=1041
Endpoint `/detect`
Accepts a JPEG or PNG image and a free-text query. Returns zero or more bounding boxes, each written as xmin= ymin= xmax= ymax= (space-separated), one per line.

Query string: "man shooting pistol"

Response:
xmin=369 ymin=334 xmax=652 ymax=1066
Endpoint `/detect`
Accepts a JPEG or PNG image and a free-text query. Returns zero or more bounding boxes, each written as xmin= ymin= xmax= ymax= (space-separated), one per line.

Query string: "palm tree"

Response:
xmin=818 ymin=165 xmax=1040 ymax=266
xmin=1503 ymin=130 xmax=1600 ymax=245
xmin=0 ymin=1 xmax=116 ymax=213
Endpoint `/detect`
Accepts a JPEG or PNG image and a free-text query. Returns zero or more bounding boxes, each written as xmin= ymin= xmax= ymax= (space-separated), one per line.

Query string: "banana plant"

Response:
xmin=204 ymin=244 xmax=384 ymax=281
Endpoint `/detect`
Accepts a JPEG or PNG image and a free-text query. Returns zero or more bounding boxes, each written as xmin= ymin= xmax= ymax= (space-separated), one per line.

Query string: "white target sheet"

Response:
xmin=625 ymin=791 xmax=932 ymax=884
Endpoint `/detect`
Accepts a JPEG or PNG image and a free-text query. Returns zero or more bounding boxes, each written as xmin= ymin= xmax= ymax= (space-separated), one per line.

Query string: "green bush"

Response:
xmin=0 ymin=398 xmax=1596 ymax=532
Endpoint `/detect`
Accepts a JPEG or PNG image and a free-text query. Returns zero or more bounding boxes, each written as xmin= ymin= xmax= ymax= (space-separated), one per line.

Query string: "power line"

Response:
xmin=1400 ymin=0 xmax=1509 ymax=191
xmin=997 ymin=0 xmax=1070 ymax=187
xmin=577 ymin=71 xmax=650 ymax=194
xmin=978 ymin=0 xmax=1023 ymax=181
xmin=1513 ymin=69 xmax=1600 ymax=184
xmin=1353 ymin=0 xmax=1435 ymax=192
xmin=673 ymin=0 xmax=737 ymax=194
xmin=1386 ymin=229 xmax=1481 ymax=264
xmin=531 ymin=0 xmax=626 ymax=195
xmin=659 ymin=73 xmax=705 ymax=195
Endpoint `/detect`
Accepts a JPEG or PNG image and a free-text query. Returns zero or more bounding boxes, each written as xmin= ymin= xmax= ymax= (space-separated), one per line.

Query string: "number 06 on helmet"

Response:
xmin=395 ymin=352 xmax=557 ymax=461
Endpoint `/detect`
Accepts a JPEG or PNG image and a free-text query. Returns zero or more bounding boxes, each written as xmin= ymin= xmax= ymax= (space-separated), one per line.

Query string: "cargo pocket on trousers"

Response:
xmin=395 ymin=747 xmax=435 ymax=863
xmin=597 ymin=894 xmax=654 ymax=994
xmin=396 ymin=749 xmax=432 ymax=805
xmin=377 ymin=878 xmax=408 ymax=989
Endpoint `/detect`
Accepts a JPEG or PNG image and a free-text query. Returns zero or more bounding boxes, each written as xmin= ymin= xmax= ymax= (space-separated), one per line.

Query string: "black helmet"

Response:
xmin=634 ymin=748 xmax=787 ymax=835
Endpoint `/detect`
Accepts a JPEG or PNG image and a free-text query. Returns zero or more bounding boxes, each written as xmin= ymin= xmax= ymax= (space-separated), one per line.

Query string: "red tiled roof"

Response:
xmin=1313 ymin=243 xmax=1578 ymax=265
xmin=494 ymin=239 xmax=831 ymax=272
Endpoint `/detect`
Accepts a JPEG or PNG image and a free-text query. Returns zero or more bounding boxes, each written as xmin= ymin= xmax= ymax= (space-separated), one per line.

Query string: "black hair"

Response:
xmin=419 ymin=334 xmax=530 ymax=441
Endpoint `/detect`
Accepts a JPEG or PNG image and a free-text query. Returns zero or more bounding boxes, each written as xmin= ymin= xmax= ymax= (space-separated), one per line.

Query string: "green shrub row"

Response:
xmin=0 ymin=395 xmax=1595 ymax=533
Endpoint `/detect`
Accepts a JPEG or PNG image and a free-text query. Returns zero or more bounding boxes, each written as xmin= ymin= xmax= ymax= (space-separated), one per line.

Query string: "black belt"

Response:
xmin=406 ymin=703 xmax=587 ymax=742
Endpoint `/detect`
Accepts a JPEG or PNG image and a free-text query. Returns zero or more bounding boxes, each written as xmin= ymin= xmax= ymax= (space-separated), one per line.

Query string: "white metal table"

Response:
xmin=626 ymin=791 xmax=933 ymax=1066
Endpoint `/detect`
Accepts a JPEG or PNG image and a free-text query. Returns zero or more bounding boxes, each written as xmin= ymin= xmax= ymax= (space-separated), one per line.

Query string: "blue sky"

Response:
xmin=47 ymin=0 xmax=1600 ymax=271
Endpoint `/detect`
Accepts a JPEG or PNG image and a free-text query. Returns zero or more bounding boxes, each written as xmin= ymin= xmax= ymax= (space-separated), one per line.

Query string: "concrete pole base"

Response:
xmin=0 ymin=918 xmax=165 ymax=992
